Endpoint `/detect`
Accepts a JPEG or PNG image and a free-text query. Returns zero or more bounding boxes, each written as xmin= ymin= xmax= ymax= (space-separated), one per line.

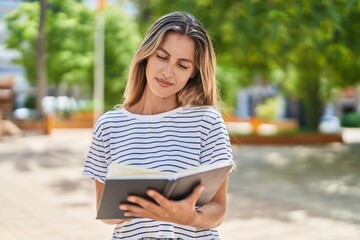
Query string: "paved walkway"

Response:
xmin=0 ymin=129 xmax=359 ymax=240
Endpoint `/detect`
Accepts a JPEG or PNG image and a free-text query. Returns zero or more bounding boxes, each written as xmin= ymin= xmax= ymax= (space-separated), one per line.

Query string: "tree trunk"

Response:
xmin=36 ymin=0 xmax=47 ymax=114
xmin=298 ymin=67 xmax=324 ymax=132
xmin=302 ymin=80 xmax=323 ymax=131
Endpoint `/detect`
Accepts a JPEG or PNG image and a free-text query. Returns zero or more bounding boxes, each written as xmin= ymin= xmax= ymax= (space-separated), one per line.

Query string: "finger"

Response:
xmin=120 ymin=201 xmax=161 ymax=219
xmin=119 ymin=202 xmax=147 ymax=217
xmin=187 ymin=184 xmax=204 ymax=203
xmin=124 ymin=195 xmax=163 ymax=215
xmin=147 ymin=189 xmax=170 ymax=207
xmin=120 ymin=206 xmax=148 ymax=218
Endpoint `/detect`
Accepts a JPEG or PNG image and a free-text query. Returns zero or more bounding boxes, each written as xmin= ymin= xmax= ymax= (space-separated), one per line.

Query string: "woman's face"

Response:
xmin=145 ymin=31 xmax=196 ymax=103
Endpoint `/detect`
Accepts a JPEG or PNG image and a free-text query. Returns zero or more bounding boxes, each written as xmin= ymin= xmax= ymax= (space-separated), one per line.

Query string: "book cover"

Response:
xmin=96 ymin=163 xmax=233 ymax=219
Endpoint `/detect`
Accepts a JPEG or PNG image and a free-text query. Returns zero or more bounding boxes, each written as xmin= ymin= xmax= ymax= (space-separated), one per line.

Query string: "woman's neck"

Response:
xmin=127 ymin=89 xmax=179 ymax=115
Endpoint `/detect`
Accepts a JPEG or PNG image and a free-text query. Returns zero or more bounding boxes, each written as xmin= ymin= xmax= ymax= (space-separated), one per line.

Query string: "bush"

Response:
xmin=340 ymin=112 xmax=360 ymax=128
xmin=255 ymin=96 xmax=282 ymax=121
xmin=24 ymin=95 xmax=37 ymax=109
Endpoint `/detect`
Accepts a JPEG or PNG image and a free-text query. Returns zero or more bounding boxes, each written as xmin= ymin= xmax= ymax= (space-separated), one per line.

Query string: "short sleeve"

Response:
xmin=82 ymin=119 xmax=109 ymax=183
xmin=200 ymin=110 xmax=236 ymax=173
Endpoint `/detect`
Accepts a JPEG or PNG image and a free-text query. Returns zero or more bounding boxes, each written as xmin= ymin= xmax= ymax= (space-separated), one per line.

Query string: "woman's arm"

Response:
xmin=190 ymin=176 xmax=228 ymax=228
xmin=119 ymin=176 xmax=229 ymax=229
xmin=95 ymin=180 xmax=129 ymax=225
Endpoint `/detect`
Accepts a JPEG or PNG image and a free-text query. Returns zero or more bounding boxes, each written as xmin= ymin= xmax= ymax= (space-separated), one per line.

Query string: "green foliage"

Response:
xmin=5 ymin=3 xmax=39 ymax=85
xmin=216 ymin=65 xmax=243 ymax=113
xmin=103 ymin=7 xmax=141 ymax=109
xmin=46 ymin=0 xmax=95 ymax=87
xmin=5 ymin=0 xmax=142 ymax=111
xmin=255 ymin=96 xmax=282 ymax=121
xmin=76 ymin=100 xmax=94 ymax=113
xmin=340 ymin=112 xmax=360 ymax=128
xmin=134 ymin=0 xmax=360 ymax=131
xmin=24 ymin=94 xmax=37 ymax=109
xmin=6 ymin=0 xmax=360 ymax=130
xmin=4 ymin=0 xmax=94 ymax=87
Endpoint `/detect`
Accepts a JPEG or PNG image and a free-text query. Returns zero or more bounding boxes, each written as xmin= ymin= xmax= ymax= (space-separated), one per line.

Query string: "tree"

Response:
xmin=5 ymin=0 xmax=141 ymax=111
xmin=5 ymin=2 xmax=39 ymax=88
xmin=5 ymin=0 xmax=94 ymax=97
xmin=36 ymin=0 xmax=47 ymax=113
xmin=133 ymin=0 xmax=360 ymax=130
xmin=272 ymin=1 xmax=360 ymax=130
xmin=103 ymin=6 xmax=141 ymax=109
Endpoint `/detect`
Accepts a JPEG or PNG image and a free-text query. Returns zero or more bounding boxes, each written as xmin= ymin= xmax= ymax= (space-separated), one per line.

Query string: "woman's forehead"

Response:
xmin=158 ymin=31 xmax=195 ymax=61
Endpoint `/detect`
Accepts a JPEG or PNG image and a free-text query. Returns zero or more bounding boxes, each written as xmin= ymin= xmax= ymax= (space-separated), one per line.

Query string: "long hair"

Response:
xmin=122 ymin=12 xmax=217 ymax=108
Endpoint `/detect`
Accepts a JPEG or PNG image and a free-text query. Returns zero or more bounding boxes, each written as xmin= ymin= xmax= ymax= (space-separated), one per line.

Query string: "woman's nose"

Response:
xmin=162 ymin=64 xmax=173 ymax=78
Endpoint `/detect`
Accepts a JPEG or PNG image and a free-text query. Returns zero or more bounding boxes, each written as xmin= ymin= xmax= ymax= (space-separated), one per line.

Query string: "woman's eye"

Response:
xmin=157 ymin=55 xmax=167 ymax=60
xmin=179 ymin=64 xmax=189 ymax=70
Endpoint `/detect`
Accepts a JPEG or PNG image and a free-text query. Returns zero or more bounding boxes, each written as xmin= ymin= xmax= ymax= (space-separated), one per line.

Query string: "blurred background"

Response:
xmin=0 ymin=0 xmax=360 ymax=239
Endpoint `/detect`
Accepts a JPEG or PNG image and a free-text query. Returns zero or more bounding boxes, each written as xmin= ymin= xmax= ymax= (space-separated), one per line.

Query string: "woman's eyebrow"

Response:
xmin=158 ymin=47 xmax=170 ymax=56
xmin=158 ymin=47 xmax=194 ymax=64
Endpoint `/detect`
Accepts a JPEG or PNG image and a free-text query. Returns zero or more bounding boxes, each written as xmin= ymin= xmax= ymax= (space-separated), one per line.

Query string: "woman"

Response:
xmin=83 ymin=11 xmax=235 ymax=240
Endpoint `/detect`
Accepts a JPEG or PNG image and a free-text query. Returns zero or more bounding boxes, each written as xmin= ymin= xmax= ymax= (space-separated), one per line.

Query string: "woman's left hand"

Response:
xmin=119 ymin=184 xmax=204 ymax=226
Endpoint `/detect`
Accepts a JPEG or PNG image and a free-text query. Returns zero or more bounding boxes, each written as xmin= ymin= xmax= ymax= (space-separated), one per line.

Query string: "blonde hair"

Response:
xmin=122 ymin=12 xmax=217 ymax=108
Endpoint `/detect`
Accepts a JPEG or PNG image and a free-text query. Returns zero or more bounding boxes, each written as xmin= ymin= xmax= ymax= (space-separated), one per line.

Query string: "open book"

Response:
xmin=96 ymin=162 xmax=233 ymax=219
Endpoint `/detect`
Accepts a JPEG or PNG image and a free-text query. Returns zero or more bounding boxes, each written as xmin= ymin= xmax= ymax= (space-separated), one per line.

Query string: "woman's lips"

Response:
xmin=156 ymin=78 xmax=173 ymax=87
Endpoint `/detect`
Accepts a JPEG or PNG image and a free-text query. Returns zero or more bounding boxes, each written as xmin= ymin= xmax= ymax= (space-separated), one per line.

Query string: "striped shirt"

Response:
xmin=83 ymin=105 xmax=234 ymax=240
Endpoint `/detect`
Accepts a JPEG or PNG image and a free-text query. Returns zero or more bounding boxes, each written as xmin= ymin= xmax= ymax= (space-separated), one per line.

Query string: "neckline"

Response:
xmin=121 ymin=106 xmax=184 ymax=120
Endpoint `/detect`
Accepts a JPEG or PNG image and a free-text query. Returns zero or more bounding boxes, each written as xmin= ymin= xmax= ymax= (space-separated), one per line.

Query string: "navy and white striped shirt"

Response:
xmin=83 ymin=105 xmax=234 ymax=240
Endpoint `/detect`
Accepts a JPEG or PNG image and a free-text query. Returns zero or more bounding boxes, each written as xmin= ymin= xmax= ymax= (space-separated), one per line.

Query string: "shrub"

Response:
xmin=340 ymin=112 xmax=360 ymax=128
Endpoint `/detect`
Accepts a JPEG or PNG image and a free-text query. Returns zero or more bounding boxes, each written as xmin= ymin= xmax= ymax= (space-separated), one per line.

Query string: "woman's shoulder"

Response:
xmin=94 ymin=109 xmax=127 ymax=127
xmin=183 ymin=105 xmax=222 ymax=120
xmin=100 ymin=109 xmax=124 ymax=119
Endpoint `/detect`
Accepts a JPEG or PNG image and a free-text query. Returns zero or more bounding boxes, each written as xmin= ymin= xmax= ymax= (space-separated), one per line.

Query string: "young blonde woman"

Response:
xmin=83 ymin=11 xmax=235 ymax=240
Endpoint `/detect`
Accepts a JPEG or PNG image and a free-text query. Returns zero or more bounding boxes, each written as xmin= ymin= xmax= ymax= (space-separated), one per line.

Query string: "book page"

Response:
xmin=173 ymin=162 xmax=232 ymax=178
xmin=107 ymin=164 xmax=168 ymax=178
